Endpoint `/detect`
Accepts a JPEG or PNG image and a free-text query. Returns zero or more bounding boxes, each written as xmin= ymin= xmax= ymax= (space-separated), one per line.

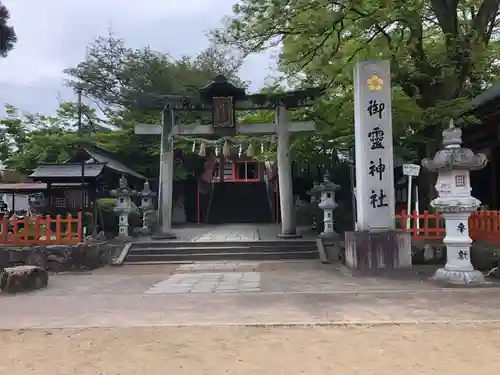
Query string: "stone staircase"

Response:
xmin=118 ymin=239 xmax=319 ymax=264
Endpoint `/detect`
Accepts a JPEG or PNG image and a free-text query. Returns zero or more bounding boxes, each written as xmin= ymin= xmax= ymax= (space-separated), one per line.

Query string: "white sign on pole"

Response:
xmin=354 ymin=60 xmax=395 ymax=231
xmin=402 ymin=164 xmax=421 ymax=227
xmin=402 ymin=164 xmax=421 ymax=177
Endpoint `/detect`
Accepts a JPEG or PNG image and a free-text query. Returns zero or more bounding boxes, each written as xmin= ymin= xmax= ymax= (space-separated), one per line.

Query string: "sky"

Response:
xmin=0 ymin=0 xmax=278 ymax=116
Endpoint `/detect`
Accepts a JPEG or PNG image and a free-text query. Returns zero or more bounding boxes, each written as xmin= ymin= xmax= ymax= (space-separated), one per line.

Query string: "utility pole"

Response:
xmin=77 ymin=87 xmax=85 ymax=239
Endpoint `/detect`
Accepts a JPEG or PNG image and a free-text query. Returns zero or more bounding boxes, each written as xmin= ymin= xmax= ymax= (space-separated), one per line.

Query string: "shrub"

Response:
xmin=96 ymin=198 xmax=142 ymax=237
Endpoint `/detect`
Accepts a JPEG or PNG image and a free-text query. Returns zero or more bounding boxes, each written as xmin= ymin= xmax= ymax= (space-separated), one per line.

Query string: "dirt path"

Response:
xmin=1 ymin=324 xmax=499 ymax=375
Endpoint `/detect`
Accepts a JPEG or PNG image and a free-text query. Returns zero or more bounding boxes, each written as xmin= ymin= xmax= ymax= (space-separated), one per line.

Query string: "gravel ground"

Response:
xmin=1 ymin=323 xmax=499 ymax=375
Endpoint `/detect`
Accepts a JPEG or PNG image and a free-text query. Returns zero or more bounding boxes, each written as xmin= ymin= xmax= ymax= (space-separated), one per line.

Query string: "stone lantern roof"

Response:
xmin=307 ymin=173 xmax=340 ymax=196
xmin=421 ymin=119 xmax=488 ymax=172
xmin=111 ymin=175 xmax=137 ymax=197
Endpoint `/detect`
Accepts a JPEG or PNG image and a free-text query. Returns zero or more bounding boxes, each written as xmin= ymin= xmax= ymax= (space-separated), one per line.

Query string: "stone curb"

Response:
xmin=112 ymin=243 xmax=132 ymax=265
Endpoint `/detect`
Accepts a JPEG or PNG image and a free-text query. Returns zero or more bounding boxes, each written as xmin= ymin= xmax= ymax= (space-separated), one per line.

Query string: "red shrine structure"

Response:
xmin=196 ymin=153 xmax=278 ymax=224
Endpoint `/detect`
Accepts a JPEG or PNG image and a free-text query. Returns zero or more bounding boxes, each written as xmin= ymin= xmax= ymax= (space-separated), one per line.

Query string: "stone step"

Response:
xmin=124 ymin=250 xmax=318 ymax=263
xmin=128 ymin=245 xmax=316 ymax=255
xmin=129 ymin=240 xmax=316 ymax=249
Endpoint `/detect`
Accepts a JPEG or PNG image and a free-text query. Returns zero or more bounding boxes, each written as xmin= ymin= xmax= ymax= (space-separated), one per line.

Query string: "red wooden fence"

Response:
xmin=0 ymin=212 xmax=83 ymax=245
xmin=396 ymin=210 xmax=500 ymax=244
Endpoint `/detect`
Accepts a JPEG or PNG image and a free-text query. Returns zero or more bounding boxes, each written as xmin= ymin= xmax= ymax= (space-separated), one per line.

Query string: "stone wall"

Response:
xmin=0 ymin=239 xmax=125 ymax=272
xmin=411 ymin=240 xmax=499 ymax=273
xmin=336 ymin=238 xmax=499 ymax=276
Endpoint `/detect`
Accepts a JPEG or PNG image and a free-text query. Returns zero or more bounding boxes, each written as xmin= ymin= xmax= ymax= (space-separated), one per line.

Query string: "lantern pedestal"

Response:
xmin=431 ymin=201 xmax=485 ymax=284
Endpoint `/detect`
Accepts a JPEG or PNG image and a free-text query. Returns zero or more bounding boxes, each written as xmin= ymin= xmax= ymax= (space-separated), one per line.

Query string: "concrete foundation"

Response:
xmin=344 ymin=230 xmax=411 ymax=270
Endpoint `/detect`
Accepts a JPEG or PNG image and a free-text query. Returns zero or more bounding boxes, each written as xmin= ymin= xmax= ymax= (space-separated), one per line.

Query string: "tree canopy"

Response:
xmin=0 ymin=1 xmax=16 ymax=57
xmin=215 ymin=0 xmax=500 ymax=153
xmin=0 ymin=33 xmax=248 ymax=177
xmin=64 ymin=33 xmax=246 ymax=119
xmin=4 ymin=1 xmax=500 ymax=187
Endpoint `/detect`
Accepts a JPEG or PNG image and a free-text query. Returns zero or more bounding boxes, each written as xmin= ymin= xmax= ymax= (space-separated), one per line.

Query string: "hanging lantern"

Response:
xmin=222 ymin=139 xmax=232 ymax=157
xmin=192 ymin=141 xmax=196 ymax=153
xmin=238 ymin=144 xmax=242 ymax=158
xmin=260 ymin=142 xmax=264 ymax=154
xmin=246 ymin=142 xmax=255 ymax=157
xmin=215 ymin=145 xmax=220 ymax=156
xmin=199 ymin=142 xmax=206 ymax=157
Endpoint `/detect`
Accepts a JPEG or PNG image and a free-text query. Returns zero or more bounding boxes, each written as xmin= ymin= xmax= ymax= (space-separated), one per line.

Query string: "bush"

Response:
xmin=295 ymin=202 xmax=319 ymax=227
xmin=96 ymin=198 xmax=142 ymax=237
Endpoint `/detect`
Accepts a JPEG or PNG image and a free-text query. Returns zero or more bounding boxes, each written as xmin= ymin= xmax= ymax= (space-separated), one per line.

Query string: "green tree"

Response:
xmin=0 ymin=1 xmax=16 ymax=57
xmin=216 ymin=0 xmax=500 ymax=203
xmin=217 ymin=0 xmax=500 ymax=149
xmin=0 ymin=105 xmax=90 ymax=173
xmin=61 ymin=33 xmax=249 ymax=180
xmin=64 ymin=33 xmax=246 ymax=118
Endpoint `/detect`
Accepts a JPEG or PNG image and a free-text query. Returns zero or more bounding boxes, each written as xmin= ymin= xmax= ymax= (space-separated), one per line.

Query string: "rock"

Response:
xmin=25 ymin=249 xmax=49 ymax=269
xmin=0 ymin=265 xmax=48 ymax=293
xmin=423 ymin=244 xmax=435 ymax=261
xmin=0 ymin=241 xmax=117 ymax=273
xmin=411 ymin=240 xmax=446 ymax=265
xmin=84 ymin=231 xmax=106 ymax=243
xmin=470 ymin=241 xmax=500 ymax=271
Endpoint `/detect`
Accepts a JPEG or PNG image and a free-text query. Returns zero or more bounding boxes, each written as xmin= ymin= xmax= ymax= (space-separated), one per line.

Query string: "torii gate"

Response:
xmin=134 ymin=75 xmax=321 ymax=239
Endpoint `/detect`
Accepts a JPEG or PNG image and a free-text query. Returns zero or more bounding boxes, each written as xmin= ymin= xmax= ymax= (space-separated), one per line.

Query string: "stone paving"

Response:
xmin=191 ymin=225 xmax=260 ymax=241
xmin=146 ymin=271 xmax=260 ymax=294
xmin=176 ymin=261 xmax=260 ymax=273
xmin=2 ymin=260 xmax=500 ymax=329
xmin=153 ymin=223 xmax=314 ymax=242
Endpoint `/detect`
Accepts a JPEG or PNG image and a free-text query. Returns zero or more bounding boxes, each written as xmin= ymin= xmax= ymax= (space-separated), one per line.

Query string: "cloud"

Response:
xmin=0 ymin=0 xmax=276 ymax=115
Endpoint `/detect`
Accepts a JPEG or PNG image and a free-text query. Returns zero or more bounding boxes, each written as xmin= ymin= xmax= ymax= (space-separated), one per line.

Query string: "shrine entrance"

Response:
xmin=197 ymin=156 xmax=275 ymax=224
xmin=134 ymin=75 xmax=321 ymax=239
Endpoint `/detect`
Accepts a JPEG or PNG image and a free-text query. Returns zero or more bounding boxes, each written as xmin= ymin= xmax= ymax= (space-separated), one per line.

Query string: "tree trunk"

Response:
xmin=419 ymin=143 xmax=438 ymax=210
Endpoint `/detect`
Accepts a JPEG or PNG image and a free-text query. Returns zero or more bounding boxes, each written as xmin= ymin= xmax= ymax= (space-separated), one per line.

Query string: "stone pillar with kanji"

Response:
xmin=344 ymin=60 xmax=411 ymax=270
xmin=422 ymin=121 xmax=488 ymax=284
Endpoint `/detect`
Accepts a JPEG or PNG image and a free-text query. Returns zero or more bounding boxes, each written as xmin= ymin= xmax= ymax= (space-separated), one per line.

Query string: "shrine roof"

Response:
xmin=32 ymin=147 xmax=148 ymax=181
xmin=83 ymin=147 xmax=147 ymax=180
xmin=0 ymin=183 xmax=47 ymax=192
xmin=29 ymin=163 xmax=105 ymax=179
xmin=469 ymin=82 xmax=500 ymax=113
xmin=0 ymin=182 xmax=85 ymax=192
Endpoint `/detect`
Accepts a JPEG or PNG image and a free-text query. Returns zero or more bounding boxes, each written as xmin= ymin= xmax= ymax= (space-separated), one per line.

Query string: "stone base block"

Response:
xmin=277 ymin=233 xmax=302 ymax=239
xmin=316 ymin=237 xmax=341 ymax=264
xmin=344 ymin=230 xmax=412 ymax=270
xmin=433 ymin=268 xmax=486 ymax=285
xmin=151 ymin=232 xmax=177 ymax=240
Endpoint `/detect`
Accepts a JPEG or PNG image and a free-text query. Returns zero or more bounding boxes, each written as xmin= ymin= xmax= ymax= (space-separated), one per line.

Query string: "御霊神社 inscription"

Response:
xmin=354 ymin=61 xmax=395 ymax=230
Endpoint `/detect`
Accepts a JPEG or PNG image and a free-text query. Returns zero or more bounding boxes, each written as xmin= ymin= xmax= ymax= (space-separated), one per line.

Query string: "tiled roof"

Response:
xmin=0 ymin=183 xmax=47 ymax=191
xmin=84 ymin=148 xmax=147 ymax=180
xmin=29 ymin=163 xmax=105 ymax=179
xmin=469 ymin=83 xmax=500 ymax=112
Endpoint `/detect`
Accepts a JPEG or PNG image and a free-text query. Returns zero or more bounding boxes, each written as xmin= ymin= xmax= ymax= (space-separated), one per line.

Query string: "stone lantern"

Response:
xmin=138 ymin=180 xmax=156 ymax=235
xmin=308 ymin=173 xmax=340 ymax=237
xmin=110 ymin=175 xmax=137 ymax=238
xmin=422 ymin=120 xmax=488 ymax=284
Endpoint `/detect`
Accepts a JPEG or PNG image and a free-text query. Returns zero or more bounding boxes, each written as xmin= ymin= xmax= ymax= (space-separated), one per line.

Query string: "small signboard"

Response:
xmin=402 ymin=163 xmax=421 ymax=177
